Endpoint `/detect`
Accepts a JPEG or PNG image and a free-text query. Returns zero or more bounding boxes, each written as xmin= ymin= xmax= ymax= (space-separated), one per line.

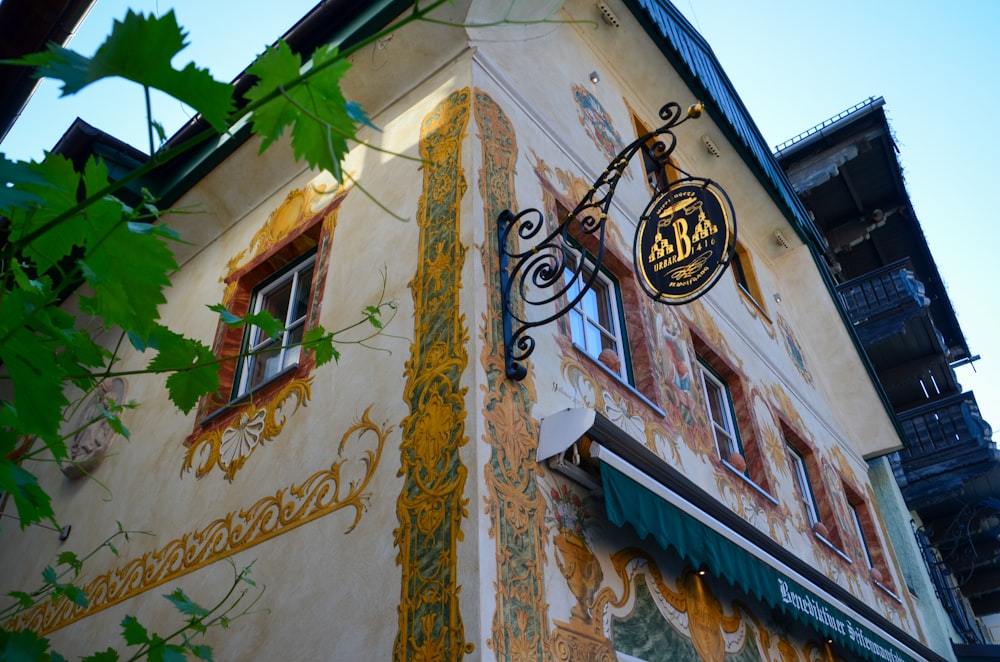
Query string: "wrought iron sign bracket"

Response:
xmin=498 ymin=101 xmax=720 ymax=381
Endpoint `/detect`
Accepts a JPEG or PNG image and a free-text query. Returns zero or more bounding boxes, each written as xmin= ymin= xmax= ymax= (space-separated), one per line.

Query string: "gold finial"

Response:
xmin=687 ymin=102 xmax=704 ymax=118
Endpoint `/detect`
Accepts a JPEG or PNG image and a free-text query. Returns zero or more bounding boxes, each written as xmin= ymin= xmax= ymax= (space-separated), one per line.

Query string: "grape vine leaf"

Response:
xmin=244 ymin=42 xmax=358 ymax=179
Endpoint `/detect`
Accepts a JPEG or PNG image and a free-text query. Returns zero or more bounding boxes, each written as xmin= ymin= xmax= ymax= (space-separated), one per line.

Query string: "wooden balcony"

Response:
xmin=892 ymin=392 xmax=997 ymax=508
xmin=837 ymin=259 xmax=930 ymax=345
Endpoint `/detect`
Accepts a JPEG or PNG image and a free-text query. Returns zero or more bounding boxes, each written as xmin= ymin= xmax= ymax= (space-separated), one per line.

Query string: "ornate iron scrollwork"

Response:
xmin=498 ymin=101 xmax=703 ymax=380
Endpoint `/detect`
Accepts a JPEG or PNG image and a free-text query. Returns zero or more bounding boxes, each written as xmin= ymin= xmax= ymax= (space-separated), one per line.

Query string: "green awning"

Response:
xmin=601 ymin=462 xmax=914 ymax=662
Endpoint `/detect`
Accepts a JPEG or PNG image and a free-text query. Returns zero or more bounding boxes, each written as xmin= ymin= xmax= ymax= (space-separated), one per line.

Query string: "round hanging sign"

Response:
xmin=633 ymin=178 xmax=737 ymax=305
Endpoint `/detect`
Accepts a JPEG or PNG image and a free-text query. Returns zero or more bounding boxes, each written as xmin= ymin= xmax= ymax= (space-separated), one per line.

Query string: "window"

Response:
xmin=630 ymin=112 xmax=680 ymax=194
xmin=781 ymin=423 xmax=845 ymax=550
xmin=233 ymin=251 xmax=316 ymax=398
xmin=843 ymin=484 xmax=894 ymax=590
xmin=692 ymin=336 xmax=771 ymax=493
xmin=787 ymin=444 xmax=820 ymax=527
xmin=731 ymin=241 xmax=768 ymax=317
xmin=195 ymin=189 xmax=339 ymax=421
xmin=849 ymin=502 xmax=875 ymax=570
xmin=699 ymin=360 xmax=741 ymax=460
xmin=567 ymin=259 xmax=629 ymax=380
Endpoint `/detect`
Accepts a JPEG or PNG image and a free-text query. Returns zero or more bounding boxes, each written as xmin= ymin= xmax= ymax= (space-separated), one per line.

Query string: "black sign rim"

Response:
xmin=633 ymin=177 xmax=737 ymax=305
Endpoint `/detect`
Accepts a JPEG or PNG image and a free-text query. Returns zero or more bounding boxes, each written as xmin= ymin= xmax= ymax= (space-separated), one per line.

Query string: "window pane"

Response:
xmin=851 ymin=505 xmax=875 ymax=568
xmin=248 ymin=338 xmax=281 ymax=389
xmin=282 ymin=323 xmax=305 ymax=371
xmin=566 ymin=259 xmax=628 ymax=379
xmin=704 ymin=378 xmax=726 ymax=424
xmin=585 ymin=322 xmax=602 ymax=355
xmin=599 ymin=328 xmax=618 ymax=354
xmin=595 ymin=285 xmax=614 ymax=331
xmin=291 ymin=265 xmax=314 ymax=322
xmin=569 ymin=309 xmax=585 ymax=345
xmin=789 ymin=450 xmax=819 ymax=525
xmin=580 ymin=288 xmax=599 ymax=321
xmin=261 ymin=279 xmax=293 ymax=323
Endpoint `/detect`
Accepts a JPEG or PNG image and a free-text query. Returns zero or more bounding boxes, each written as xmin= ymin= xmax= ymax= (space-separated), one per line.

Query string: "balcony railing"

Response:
xmin=913 ymin=524 xmax=988 ymax=644
xmin=837 ymin=259 xmax=930 ymax=344
xmin=892 ymin=393 xmax=996 ymax=505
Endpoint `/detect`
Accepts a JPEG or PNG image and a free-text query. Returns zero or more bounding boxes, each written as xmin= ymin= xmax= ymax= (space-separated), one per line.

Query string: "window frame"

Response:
xmin=842 ymin=483 xmax=896 ymax=594
xmin=698 ymin=359 xmax=742 ymax=461
xmin=731 ymin=241 xmax=769 ymax=319
xmin=691 ymin=335 xmax=773 ymax=495
xmin=849 ymin=501 xmax=876 ymax=570
xmin=232 ymin=250 xmax=317 ymax=399
xmin=630 ymin=111 xmax=680 ymax=195
xmin=191 ymin=192 xmax=339 ymax=430
xmin=787 ymin=443 xmax=821 ymax=527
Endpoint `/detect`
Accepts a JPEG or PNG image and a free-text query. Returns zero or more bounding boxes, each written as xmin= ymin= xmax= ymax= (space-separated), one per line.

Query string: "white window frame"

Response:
xmin=788 ymin=445 xmax=820 ymax=527
xmin=566 ymin=258 xmax=629 ymax=380
xmin=234 ymin=253 xmax=316 ymax=398
xmin=698 ymin=360 xmax=741 ymax=461
xmin=850 ymin=502 xmax=876 ymax=569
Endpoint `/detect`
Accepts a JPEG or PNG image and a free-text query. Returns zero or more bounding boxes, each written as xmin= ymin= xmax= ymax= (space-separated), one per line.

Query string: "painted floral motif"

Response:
xmin=550 ymin=483 xmax=589 ymax=535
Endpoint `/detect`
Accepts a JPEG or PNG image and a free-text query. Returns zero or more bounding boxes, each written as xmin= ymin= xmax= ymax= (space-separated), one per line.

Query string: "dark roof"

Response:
xmin=774 ymin=98 xmax=971 ymax=389
xmin=0 ymin=0 xmax=96 ymax=143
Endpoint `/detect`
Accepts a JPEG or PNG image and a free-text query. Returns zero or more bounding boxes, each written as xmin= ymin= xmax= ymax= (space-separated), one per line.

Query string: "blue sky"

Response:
xmin=3 ymin=0 xmax=997 ymax=437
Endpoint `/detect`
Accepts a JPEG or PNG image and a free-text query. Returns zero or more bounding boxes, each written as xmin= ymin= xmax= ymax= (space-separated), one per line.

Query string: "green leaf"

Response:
xmin=146 ymin=635 xmax=168 ymax=662
xmin=4 ymin=153 xmax=84 ymax=274
xmin=207 ymin=303 xmax=242 ymax=326
xmin=345 ymin=101 xmax=380 ymax=131
xmin=245 ymin=41 xmax=358 ymax=178
xmin=0 ymin=463 xmax=55 ymax=528
xmin=42 ymin=566 xmax=58 ymax=585
xmin=303 ymin=326 xmax=336 ymax=366
xmin=57 ymin=551 xmax=83 ymax=575
xmin=145 ymin=326 xmax=220 ymax=413
xmin=61 ymin=583 xmax=89 ymax=608
xmin=0 ymin=325 xmax=71 ymax=444
xmin=161 ymin=645 xmax=188 ymax=662
xmin=16 ymin=11 xmax=234 ymax=132
xmin=0 ymin=628 xmax=52 ymax=662
xmin=7 ymin=590 xmax=35 ymax=610
xmin=162 ymin=588 xmax=209 ymax=618
xmin=0 ymin=154 xmax=49 ymax=212
xmin=208 ymin=304 xmax=283 ymax=340
xmin=364 ymin=305 xmax=384 ymax=329
xmin=76 ymin=159 xmax=178 ymax=338
xmin=121 ymin=615 xmax=150 ymax=646
xmin=81 ymin=647 xmax=120 ymax=662
xmin=190 ymin=644 xmax=214 ymax=661
xmin=125 ymin=221 xmax=181 ymax=242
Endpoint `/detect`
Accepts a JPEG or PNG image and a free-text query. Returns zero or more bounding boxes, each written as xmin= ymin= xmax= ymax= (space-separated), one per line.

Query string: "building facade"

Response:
xmin=0 ymin=1 xmax=963 ymax=660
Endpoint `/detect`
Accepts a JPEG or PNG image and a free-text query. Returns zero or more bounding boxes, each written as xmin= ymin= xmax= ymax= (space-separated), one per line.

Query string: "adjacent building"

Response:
xmin=1 ymin=1 xmax=975 ymax=660
xmin=775 ymin=97 xmax=1000 ymax=658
